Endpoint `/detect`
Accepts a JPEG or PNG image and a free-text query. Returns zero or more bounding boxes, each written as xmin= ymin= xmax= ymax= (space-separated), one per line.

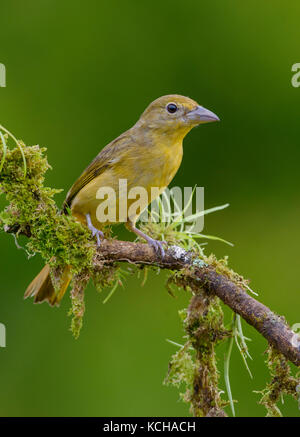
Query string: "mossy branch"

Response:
xmin=1 ymin=130 xmax=299 ymax=416
xmin=5 ymin=220 xmax=300 ymax=368
xmin=95 ymin=240 xmax=300 ymax=367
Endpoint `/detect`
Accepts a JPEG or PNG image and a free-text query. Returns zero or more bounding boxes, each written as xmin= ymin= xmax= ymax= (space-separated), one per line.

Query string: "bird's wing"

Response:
xmin=63 ymin=131 xmax=133 ymax=211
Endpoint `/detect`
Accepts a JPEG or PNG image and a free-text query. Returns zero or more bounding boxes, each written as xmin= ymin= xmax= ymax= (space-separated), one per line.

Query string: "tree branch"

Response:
xmin=4 ymin=224 xmax=300 ymax=367
xmin=95 ymin=239 xmax=300 ymax=368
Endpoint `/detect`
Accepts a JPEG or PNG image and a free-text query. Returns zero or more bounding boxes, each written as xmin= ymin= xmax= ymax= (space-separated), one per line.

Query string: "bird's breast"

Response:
xmin=136 ymin=140 xmax=183 ymax=188
xmin=71 ymin=140 xmax=183 ymax=226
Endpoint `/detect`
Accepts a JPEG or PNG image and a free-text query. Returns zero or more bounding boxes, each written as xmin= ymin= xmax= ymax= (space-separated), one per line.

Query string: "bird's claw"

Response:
xmin=85 ymin=213 xmax=104 ymax=247
xmin=91 ymin=228 xmax=104 ymax=246
xmin=147 ymin=237 xmax=167 ymax=258
xmin=94 ymin=229 xmax=104 ymax=247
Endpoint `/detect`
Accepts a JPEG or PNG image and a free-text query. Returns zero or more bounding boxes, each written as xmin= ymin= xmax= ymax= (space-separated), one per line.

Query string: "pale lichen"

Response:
xmin=168 ymin=245 xmax=192 ymax=263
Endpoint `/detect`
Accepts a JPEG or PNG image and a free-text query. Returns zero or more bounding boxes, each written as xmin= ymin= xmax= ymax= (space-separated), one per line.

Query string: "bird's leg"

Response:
xmin=85 ymin=213 xmax=104 ymax=247
xmin=126 ymin=221 xmax=167 ymax=258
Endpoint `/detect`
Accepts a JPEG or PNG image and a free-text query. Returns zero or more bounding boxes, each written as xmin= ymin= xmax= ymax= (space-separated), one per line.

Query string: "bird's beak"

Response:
xmin=186 ymin=105 xmax=220 ymax=123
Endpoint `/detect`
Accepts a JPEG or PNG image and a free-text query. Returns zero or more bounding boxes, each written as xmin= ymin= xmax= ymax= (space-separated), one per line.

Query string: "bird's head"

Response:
xmin=136 ymin=94 xmax=219 ymax=141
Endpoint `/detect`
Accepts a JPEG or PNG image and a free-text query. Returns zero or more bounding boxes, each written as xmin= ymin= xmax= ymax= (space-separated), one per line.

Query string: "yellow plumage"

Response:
xmin=25 ymin=94 xmax=219 ymax=306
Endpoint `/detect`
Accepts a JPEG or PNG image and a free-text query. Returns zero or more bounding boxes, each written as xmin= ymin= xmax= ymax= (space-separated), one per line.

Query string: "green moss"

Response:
xmin=0 ymin=138 xmax=95 ymax=274
xmin=165 ymin=292 xmax=230 ymax=416
xmin=257 ymin=345 xmax=300 ymax=417
xmin=202 ymin=253 xmax=251 ymax=292
xmin=164 ymin=342 xmax=195 ymax=404
xmin=69 ymin=287 xmax=85 ymax=339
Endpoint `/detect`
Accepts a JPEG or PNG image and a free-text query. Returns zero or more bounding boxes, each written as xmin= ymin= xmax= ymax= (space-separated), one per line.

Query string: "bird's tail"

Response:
xmin=24 ymin=262 xmax=72 ymax=306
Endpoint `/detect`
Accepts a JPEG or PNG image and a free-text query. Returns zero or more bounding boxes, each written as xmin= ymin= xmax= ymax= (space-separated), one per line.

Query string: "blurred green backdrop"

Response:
xmin=0 ymin=0 xmax=299 ymax=417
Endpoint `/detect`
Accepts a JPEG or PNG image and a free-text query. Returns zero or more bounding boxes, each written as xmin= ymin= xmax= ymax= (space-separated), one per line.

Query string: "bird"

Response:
xmin=24 ymin=94 xmax=219 ymax=306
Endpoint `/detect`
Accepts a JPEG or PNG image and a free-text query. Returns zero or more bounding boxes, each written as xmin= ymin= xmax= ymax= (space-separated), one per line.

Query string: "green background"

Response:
xmin=0 ymin=0 xmax=299 ymax=417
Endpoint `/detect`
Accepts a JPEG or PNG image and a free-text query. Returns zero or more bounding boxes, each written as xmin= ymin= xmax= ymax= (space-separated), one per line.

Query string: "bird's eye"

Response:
xmin=166 ymin=103 xmax=178 ymax=114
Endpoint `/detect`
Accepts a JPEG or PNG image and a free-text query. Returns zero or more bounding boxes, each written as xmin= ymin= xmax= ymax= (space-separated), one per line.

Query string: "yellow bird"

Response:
xmin=25 ymin=94 xmax=219 ymax=306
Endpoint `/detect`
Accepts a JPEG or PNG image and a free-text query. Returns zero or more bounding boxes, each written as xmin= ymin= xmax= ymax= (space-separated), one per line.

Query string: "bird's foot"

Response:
xmin=126 ymin=221 xmax=167 ymax=258
xmin=85 ymin=213 xmax=104 ymax=247
xmin=91 ymin=227 xmax=104 ymax=247
xmin=145 ymin=236 xmax=167 ymax=258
